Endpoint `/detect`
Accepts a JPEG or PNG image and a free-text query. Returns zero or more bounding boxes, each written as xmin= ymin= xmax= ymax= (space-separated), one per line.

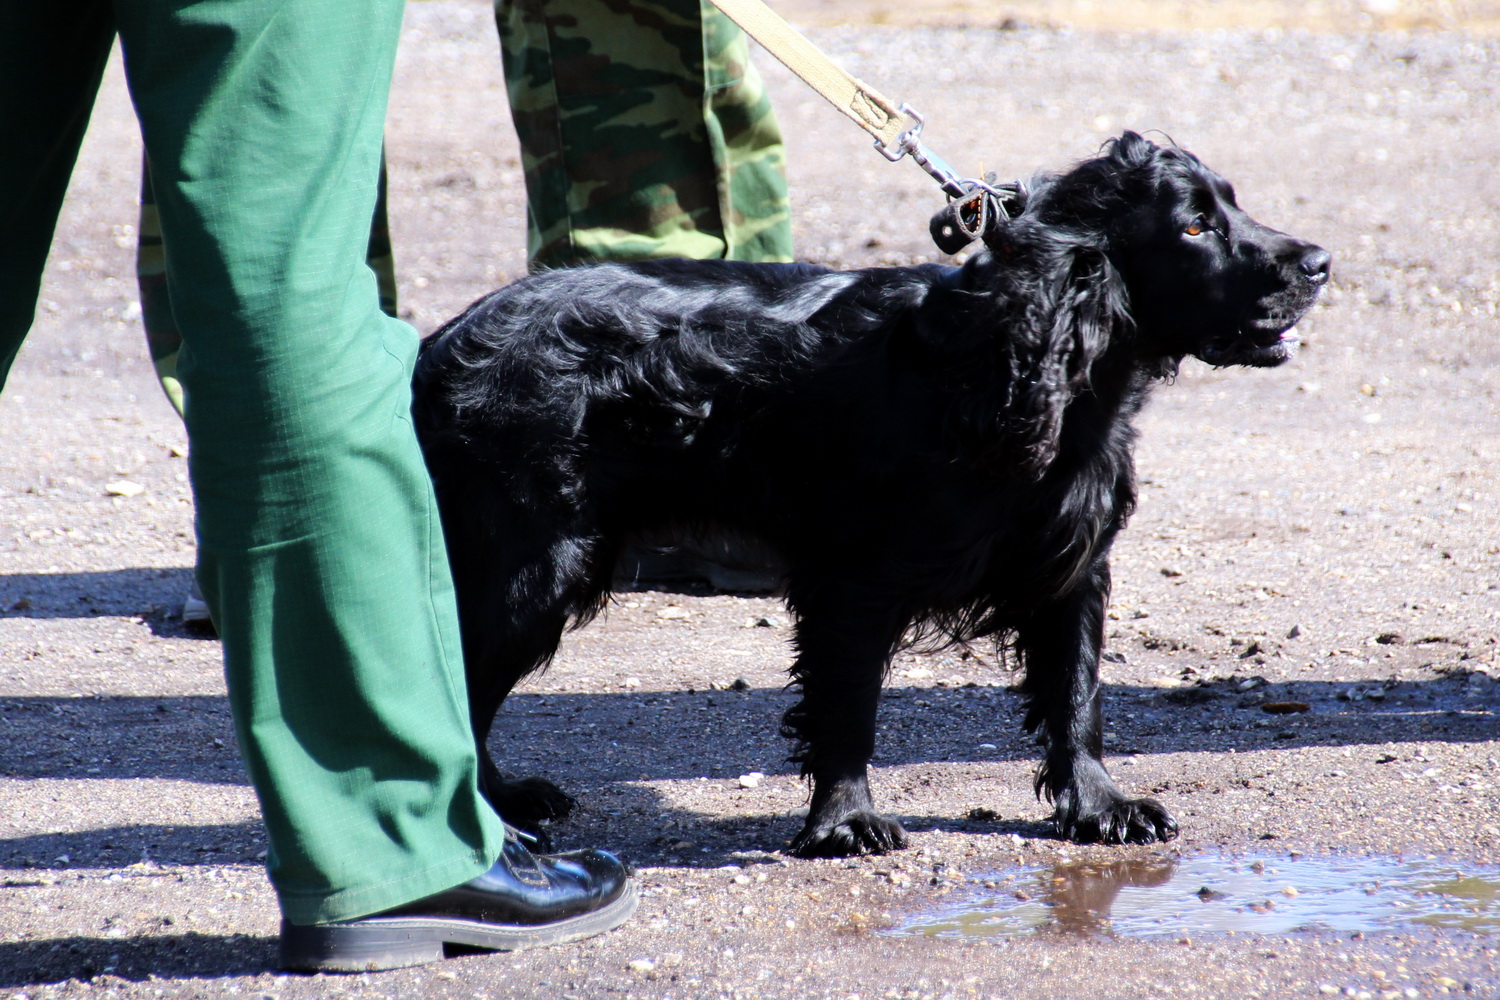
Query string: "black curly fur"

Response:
xmin=412 ymin=132 xmax=1329 ymax=853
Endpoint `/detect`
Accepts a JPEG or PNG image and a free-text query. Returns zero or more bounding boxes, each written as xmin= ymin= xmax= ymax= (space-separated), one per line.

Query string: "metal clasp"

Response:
xmin=873 ymin=103 xmax=926 ymax=161
xmin=875 ymin=103 xmax=1007 ymax=201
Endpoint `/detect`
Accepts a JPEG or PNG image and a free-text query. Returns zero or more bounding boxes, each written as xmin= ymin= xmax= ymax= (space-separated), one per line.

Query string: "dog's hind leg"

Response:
xmin=782 ymin=592 xmax=910 ymax=857
xmin=1017 ymin=564 xmax=1178 ymax=844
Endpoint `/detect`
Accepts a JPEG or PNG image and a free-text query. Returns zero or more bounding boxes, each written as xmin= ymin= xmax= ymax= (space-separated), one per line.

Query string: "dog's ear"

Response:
xmin=1005 ymin=242 xmax=1128 ymax=477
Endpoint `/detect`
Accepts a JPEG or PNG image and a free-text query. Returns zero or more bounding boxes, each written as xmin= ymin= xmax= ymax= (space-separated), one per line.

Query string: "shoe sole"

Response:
xmin=278 ymin=881 xmax=637 ymax=973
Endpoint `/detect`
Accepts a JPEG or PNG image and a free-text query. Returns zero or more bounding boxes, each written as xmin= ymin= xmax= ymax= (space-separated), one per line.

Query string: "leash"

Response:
xmin=704 ymin=0 xmax=1026 ymax=252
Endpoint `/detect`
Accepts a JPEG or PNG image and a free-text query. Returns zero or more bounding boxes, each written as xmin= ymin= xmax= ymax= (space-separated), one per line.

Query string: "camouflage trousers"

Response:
xmin=138 ymin=0 xmax=792 ymax=418
xmin=498 ymin=0 xmax=794 ymax=269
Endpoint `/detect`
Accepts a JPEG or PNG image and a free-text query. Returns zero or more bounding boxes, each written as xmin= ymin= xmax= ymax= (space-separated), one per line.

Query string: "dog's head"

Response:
xmin=1016 ymin=131 xmax=1330 ymax=369
xmin=931 ymin=132 xmax=1328 ymax=477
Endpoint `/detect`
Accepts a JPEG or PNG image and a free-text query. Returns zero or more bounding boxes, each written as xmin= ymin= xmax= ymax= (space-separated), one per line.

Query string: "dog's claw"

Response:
xmin=485 ymin=774 xmax=577 ymax=828
xmin=1054 ymin=795 xmax=1178 ymax=845
xmin=789 ymin=810 xmax=908 ymax=858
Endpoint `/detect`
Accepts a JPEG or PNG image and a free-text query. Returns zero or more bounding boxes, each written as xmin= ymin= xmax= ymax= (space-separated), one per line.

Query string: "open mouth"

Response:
xmin=1247 ymin=322 xmax=1300 ymax=350
xmin=1199 ymin=324 xmax=1300 ymax=367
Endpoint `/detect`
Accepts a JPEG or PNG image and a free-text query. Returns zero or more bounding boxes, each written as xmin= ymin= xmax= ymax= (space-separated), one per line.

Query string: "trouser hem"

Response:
xmin=276 ymin=848 xmax=498 ymax=926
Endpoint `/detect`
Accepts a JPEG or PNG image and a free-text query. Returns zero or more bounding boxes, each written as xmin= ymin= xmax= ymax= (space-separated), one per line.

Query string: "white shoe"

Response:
xmin=182 ymin=579 xmax=215 ymax=630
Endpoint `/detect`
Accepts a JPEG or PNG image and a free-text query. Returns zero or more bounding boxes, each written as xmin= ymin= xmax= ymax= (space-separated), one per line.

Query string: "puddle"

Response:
xmin=892 ymin=852 xmax=1500 ymax=940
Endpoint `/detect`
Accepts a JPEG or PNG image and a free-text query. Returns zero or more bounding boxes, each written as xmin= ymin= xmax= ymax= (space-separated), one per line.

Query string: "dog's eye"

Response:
xmin=1185 ymin=215 xmax=1210 ymax=237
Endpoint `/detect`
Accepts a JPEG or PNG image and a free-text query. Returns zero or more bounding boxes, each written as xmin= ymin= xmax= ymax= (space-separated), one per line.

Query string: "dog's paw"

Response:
xmin=486 ymin=774 xmax=577 ymax=828
xmin=788 ymin=810 xmax=909 ymax=858
xmin=1054 ymin=794 xmax=1178 ymax=845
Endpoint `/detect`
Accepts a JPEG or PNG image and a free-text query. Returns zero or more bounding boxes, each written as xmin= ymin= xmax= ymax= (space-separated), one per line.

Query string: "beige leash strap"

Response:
xmin=705 ymin=0 xmax=918 ymax=155
xmin=708 ymin=0 xmax=1030 ymax=249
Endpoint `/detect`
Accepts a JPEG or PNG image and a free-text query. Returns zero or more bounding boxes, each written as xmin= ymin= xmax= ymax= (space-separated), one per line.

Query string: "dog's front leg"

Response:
xmin=1018 ymin=564 xmax=1178 ymax=844
xmin=782 ymin=596 xmax=909 ymax=857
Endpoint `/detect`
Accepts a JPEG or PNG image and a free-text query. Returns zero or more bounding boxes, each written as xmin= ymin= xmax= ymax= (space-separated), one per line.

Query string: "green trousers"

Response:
xmin=1 ymin=0 xmax=506 ymax=924
xmin=136 ymin=155 xmax=399 ymax=418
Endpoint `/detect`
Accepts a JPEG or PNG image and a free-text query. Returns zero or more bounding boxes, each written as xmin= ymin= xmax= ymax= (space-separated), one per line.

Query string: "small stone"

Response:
xmin=1160 ymin=566 xmax=1185 ymax=578
xmin=976 ymin=743 xmax=998 ymax=751
xmin=1261 ymin=702 xmax=1311 ymax=715
xmin=1280 ymin=886 xmax=1300 ymax=898
xmin=1287 ymin=624 xmax=1303 ymax=639
xmin=729 ymin=677 xmax=751 ymax=691
xmin=105 ymin=480 xmax=145 ymax=497
xmin=738 ymin=772 xmax=764 ymax=789
xmin=656 ymin=606 xmax=690 ymax=620
xmin=627 ymin=959 xmax=656 ymax=973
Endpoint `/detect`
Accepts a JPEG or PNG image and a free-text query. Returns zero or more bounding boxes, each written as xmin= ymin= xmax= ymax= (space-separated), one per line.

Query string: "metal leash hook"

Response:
xmin=874 ymin=103 xmax=1029 ymax=254
xmin=872 ymin=104 xmax=969 ymax=197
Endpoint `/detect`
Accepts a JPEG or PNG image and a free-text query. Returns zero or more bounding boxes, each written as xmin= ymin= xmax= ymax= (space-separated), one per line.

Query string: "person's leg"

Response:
xmin=136 ymin=151 xmax=400 ymax=626
xmin=136 ymin=151 xmax=400 ymax=422
xmin=0 ymin=1 xmax=116 ymax=390
xmin=495 ymin=0 xmax=794 ymax=270
xmin=700 ymin=1 xmax=795 ymax=263
xmin=113 ymin=0 xmax=506 ymax=925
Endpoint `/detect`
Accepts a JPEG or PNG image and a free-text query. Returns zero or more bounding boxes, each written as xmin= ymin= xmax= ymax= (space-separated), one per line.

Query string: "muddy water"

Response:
xmin=892 ymin=852 xmax=1500 ymax=940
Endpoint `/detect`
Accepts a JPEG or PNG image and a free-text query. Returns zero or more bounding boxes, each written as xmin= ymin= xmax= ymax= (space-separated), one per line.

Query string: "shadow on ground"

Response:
xmin=0 ymin=933 xmax=275 ymax=988
xmin=3 ymin=677 xmax=1492 ymax=871
xmin=1 ymin=568 xmax=214 ymax=639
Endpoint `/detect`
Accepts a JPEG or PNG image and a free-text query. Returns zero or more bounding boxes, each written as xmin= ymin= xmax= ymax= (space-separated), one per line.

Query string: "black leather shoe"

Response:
xmin=278 ymin=835 xmax=636 ymax=972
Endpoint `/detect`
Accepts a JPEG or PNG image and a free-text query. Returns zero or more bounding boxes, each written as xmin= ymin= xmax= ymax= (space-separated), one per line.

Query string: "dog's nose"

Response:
xmin=1299 ymin=247 xmax=1332 ymax=285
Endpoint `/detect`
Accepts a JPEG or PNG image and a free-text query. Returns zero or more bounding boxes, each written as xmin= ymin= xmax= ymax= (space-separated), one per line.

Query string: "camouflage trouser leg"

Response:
xmin=497 ymin=0 xmax=794 ymax=269
xmin=136 ymin=153 xmax=398 ymax=420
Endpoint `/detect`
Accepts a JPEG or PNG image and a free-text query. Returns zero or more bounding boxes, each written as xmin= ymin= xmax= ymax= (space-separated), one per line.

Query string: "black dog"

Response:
xmin=412 ymin=132 xmax=1329 ymax=855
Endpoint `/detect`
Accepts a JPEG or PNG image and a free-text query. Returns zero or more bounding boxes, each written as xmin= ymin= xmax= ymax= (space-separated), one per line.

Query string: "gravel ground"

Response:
xmin=2 ymin=3 xmax=1497 ymax=997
